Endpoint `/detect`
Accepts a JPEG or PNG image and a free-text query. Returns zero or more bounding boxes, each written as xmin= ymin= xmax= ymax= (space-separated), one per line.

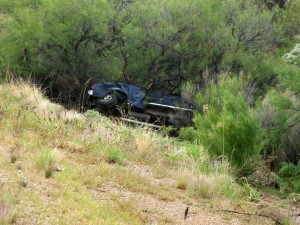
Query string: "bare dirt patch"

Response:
xmin=92 ymin=162 xmax=274 ymax=225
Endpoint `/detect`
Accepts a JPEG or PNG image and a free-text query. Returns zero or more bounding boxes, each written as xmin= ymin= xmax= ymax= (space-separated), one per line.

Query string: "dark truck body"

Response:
xmin=87 ymin=82 xmax=193 ymax=128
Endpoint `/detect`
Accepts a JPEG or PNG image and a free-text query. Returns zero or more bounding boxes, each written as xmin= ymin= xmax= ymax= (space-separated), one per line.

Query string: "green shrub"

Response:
xmin=178 ymin=127 xmax=197 ymax=143
xmin=85 ymin=110 xmax=103 ymax=119
xmin=257 ymin=90 xmax=300 ymax=170
xmin=180 ymin=78 xmax=261 ymax=175
xmin=275 ymin=161 xmax=300 ymax=194
xmin=105 ymin=148 xmax=124 ymax=164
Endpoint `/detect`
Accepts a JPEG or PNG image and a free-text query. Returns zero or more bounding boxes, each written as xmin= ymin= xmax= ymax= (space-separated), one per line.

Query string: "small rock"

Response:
xmin=56 ymin=166 xmax=64 ymax=172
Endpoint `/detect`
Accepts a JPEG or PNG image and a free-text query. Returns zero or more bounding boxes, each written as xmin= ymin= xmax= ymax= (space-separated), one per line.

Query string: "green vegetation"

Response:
xmin=105 ymin=147 xmax=124 ymax=164
xmin=180 ymin=78 xmax=261 ymax=175
xmin=1 ymin=0 xmax=298 ymax=101
xmin=1 ymin=0 xmax=300 ymax=223
xmin=35 ymin=148 xmax=57 ymax=178
xmin=276 ymin=161 xmax=300 ymax=193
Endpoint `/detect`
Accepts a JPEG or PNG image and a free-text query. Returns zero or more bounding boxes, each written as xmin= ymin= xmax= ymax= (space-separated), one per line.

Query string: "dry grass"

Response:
xmin=134 ymin=131 xmax=159 ymax=161
xmin=0 ymin=203 xmax=16 ymax=224
xmin=173 ymin=158 xmax=248 ymax=201
xmin=189 ymin=174 xmax=218 ymax=199
xmin=174 ymin=168 xmax=193 ymax=190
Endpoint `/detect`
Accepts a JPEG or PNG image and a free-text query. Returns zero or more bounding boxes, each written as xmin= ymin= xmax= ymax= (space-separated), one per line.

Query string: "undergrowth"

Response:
xmin=276 ymin=161 xmax=300 ymax=194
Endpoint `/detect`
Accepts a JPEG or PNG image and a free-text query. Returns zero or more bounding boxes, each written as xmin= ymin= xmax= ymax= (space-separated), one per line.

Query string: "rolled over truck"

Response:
xmin=87 ymin=82 xmax=193 ymax=128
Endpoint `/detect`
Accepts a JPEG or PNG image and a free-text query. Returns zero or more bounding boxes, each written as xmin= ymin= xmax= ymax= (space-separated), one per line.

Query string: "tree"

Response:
xmin=0 ymin=0 xmax=291 ymax=104
xmin=0 ymin=0 xmax=115 ymax=103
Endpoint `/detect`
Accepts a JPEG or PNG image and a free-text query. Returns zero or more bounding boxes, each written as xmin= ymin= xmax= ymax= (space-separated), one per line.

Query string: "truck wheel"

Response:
xmin=98 ymin=94 xmax=117 ymax=108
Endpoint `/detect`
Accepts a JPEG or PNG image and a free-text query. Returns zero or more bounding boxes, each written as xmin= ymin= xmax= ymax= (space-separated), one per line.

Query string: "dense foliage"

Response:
xmin=180 ymin=78 xmax=261 ymax=175
xmin=276 ymin=161 xmax=300 ymax=193
xmin=0 ymin=0 xmax=299 ymax=190
xmin=1 ymin=0 xmax=295 ymax=99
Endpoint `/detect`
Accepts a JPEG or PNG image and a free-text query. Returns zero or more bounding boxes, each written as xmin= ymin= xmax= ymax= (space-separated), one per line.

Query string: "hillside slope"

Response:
xmin=0 ymin=81 xmax=296 ymax=224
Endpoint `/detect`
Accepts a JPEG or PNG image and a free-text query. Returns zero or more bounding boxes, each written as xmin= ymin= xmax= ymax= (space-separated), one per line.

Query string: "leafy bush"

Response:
xmin=275 ymin=161 xmax=300 ymax=194
xmin=257 ymin=90 xmax=300 ymax=170
xmin=85 ymin=110 xmax=103 ymax=119
xmin=272 ymin=1 xmax=300 ymax=37
xmin=253 ymin=45 xmax=300 ymax=171
xmin=178 ymin=127 xmax=197 ymax=143
xmin=180 ymin=78 xmax=261 ymax=175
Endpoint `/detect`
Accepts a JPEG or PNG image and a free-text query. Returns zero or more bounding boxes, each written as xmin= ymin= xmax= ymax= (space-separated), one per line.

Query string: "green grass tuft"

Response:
xmin=35 ymin=148 xmax=57 ymax=178
xmin=105 ymin=147 xmax=124 ymax=164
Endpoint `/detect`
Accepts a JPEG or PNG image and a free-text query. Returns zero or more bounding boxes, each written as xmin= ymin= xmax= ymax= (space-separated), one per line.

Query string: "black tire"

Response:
xmin=98 ymin=93 xmax=117 ymax=108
